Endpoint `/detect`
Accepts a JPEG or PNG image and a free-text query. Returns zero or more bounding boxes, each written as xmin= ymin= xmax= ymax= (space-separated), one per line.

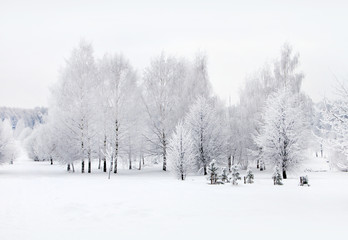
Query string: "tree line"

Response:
xmin=1 ymin=41 xmax=342 ymax=179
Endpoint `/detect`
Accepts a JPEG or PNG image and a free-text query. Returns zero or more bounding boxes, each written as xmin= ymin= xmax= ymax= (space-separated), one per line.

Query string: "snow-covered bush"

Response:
xmin=208 ymin=159 xmax=219 ymax=184
xmin=25 ymin=123 xmax=56 ymax=163
xmin=230 ymin=165 xmax=241 ymax=185
xmin=272 ymin=166 xmax=283 ymax=185
xmin=168 ymin=122 xmax=195 ymax=180
xmin=245 ymin=168 xmax=254 ymax=184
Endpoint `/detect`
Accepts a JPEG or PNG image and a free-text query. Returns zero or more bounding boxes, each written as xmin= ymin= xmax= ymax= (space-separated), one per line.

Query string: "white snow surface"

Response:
xmin=0 ymin=152 xmax=347 ymax=240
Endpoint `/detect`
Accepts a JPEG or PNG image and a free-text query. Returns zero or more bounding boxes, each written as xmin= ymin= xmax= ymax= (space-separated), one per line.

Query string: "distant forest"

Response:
xmin=0 ymin=107 xmax=47 ymax=129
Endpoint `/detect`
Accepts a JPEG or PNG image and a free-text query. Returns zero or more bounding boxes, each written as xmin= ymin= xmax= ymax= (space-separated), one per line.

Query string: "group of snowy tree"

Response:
xmin=26 ymin=41 xmax=219 ymax=174
xmin=0 ymin=108 xmax=37 ymax=164
xmin=0 ymin=107 xmax=47 ymax=129
xmin=225 ymin=43 xmax=315 ymax=179
xmin=25 ymin=40 xmax=346 ymax=178
xmin=167 ymin=96 xmax=225 ymax=179
xmin=168 ymin=44 xmax=313 ymax=179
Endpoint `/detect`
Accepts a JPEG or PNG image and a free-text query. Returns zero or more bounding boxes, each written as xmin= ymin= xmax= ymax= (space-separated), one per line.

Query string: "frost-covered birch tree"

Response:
xmin=187 ymin=53 xmax=212 ymax=99
xmin=226 ymin=65 xmax=279 ymax=171
xmin=51 ymin=40 xmax=98 ymax=173
xmin=274 ymin=43 xmax=304 ymax=93
xmin=121 ymin=88 xmax=146 ymax=170
xmin=168 ymin=121 xmax=195 ymax=180
xmin=97 ymin=54 xmax=137 ymax=173
xmin=142 ymin=53 xmax=186 ymax=171
xmin=254 ymin=87 xmax=309 ymax=179
xmin=185 ymin=96 xmax=225 ymax=175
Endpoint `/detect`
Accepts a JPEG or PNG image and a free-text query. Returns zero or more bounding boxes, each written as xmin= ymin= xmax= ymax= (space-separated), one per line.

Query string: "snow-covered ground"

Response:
xmin=1 ymin=153 xmax=347 ymax=240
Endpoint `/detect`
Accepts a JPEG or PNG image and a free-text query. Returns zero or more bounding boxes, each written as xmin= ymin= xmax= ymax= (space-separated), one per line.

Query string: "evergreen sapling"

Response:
xmin=272 ymin=166 xmax=283 ymax=185
xmin=208 ymin=159 xmax=219 ymax=184
xmin=245 ymin=168 xmax=254 ymax=184
xmin=230 ymin=165 xmax=241 ymax=185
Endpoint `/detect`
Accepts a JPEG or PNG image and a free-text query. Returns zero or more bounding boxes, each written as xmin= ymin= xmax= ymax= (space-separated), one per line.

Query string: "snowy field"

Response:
xmin=1 ymin=155 xmax=348 ymax=240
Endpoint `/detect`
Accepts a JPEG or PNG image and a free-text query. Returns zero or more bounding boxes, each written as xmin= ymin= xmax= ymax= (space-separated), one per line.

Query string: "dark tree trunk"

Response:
xmin=71 ymin=163 xmax=75 ymax=173
xmin=103 ymin=160 xmax=107 ymax=172
xmin=50 ymin=158 xmax=53 ymax=165
xmin=200 ymin=129 xmax=205 ymax=175
xmin=129 ymin=148 xmax=132 ymax=170
xmin=98 ymin=155 xmax=101 ymax=169
xmin=103 ymin=135 xmax=107 ymax=172
xmin=282 ymin=170 xmax=287 ymax=179
xmin=81 ymin=137 xmax=84 ymax=173
xmin=81 ymin=123 xmax=84 ymax=173
xmin=67 ymin=164 xmax=70 ymax=171
xmin=181 ymin=174 xmax=184 ymax=181
xmin=257 ymin=159 xmax=259 ymax=169
xmin=88 ymin=149 xmax=91 ymax=173
xmin=114 ymin=120 xmax=119 ymax=174
xmin=81 ymin=161 xmax=85 ymax=173
xmin=114 ymin=157 xmax=118 ymax=174
xmin=163 ymin=154 xmax=166 ymax=171
xmin=108 ymin=156 xmax=113 ymax=179
xmin=162 ymin=131 xmax=167 ymax=171
xmin=128 ymin=139 xmax=132 ymax=170
xmin=320 ymin=144 xmax=323 ymax=158
xmin=228 ymin=156 xmax=232 ymax=172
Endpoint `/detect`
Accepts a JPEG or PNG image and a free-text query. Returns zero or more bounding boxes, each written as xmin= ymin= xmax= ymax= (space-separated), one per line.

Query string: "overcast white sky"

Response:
xmin=0 ymin=0 xmax=347 ymax=108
